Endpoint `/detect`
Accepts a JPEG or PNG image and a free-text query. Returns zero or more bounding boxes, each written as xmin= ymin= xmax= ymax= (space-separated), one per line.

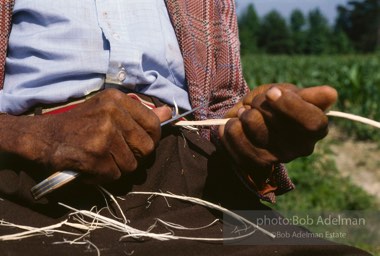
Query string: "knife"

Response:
xmin=31 ymin=101 xmax=209 ymax=200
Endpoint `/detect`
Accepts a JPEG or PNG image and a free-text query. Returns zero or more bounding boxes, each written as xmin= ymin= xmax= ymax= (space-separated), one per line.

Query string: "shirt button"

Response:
xmin=117 ymin=70 xmax=127 ymax=81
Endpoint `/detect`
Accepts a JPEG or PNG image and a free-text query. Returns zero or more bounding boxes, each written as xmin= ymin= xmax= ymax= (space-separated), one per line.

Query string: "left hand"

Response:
xmin=20 ymin=89 xmax=172 ymax=184
xmin=218 ymin=83 xmax=337 ymax=184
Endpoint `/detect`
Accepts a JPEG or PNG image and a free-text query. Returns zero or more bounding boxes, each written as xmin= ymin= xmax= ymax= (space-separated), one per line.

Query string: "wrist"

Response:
xmin=0 ymin=114 xmax=52 ymax=164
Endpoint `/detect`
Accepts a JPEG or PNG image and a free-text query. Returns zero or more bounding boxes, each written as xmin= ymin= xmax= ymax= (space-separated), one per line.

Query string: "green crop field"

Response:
xmin=241 ymin=54 xmax=380 ymax=255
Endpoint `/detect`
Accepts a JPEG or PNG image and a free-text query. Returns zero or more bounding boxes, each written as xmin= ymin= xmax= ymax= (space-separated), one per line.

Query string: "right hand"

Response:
xmin=218 ymin=84 xmax=337 ymax=188
xmin=31 ymin=89 xmax=171 ymax=183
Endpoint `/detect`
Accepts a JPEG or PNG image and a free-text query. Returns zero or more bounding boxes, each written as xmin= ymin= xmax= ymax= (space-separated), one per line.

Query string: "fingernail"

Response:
xmin=267 ymin=87 xmax=282 ymax=101
xmin=237 ymin=107 xmax=246 ymax=118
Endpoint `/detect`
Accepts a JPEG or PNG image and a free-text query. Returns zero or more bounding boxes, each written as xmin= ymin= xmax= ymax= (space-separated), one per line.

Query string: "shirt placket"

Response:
xmin=95 ymin=0 xmax=140 ymax=89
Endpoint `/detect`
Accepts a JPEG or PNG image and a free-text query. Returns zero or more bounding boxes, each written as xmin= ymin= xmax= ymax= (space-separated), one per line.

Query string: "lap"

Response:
xmin=0 ymin=127 xmax=371 ymax=255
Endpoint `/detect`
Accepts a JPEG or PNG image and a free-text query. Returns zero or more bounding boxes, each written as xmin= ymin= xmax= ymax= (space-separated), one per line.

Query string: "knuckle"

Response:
xmin=127 ymin=158 xmax=138 ymax=172
xmin=240 ymin=109 xmax=254 ymax=124
xmin=224 ymin=119 xmax=242 ymax=139
xmin=122 ymin=150 xmax=138 ymax=172
xmin=241 ymin=111 xmax=269 ymax=146
xmin=102 ymin=88 xmax=124 ymax=100
xmin=260 ymin=151 xmax=278 ymax=165
xmin=86 ymin=137 xmax=109 ymax=156
xmin=251 ymin=94 xmax=266 ymax=109
xmin=254 ymin=148 xmax=277 ymax=166
xmin=249 ymin=153 xmax=272 ymax=168
xmin=143 ymin=115 xmax=161 ymax=144
xmin=101 ymin=100 xmax=119 ymax=114
xmin=241 ymin=109 xmax=265 ymax=131
xmin=97 ymin=117 xmax=113 ymax=133
xmin=142 ymin=138 xmax=155 ymax=155
xmin=109 ymin=169 xmax=121 ymax=180
xmin=304 ymin=122 xmax=322 ymax=133
xmin=94 ymin=139 xmax=109 ymax=154
xmin=146 ymin=112 xmax=161 ymax=130
xmin=279 ymin=83 xmax=298 ymax=91
xmin=304 ymin=115 xmax=328 ymax=133
xmin=151 ymin=128 xmax=161 ymax=146
xmin=131 ymin=137 xmax=155 ymax=158
xmin=131 ymin=109 xmax=161 ymax=143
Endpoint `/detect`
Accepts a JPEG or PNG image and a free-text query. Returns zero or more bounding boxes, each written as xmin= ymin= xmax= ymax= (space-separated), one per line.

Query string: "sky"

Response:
xmin=235 ymin=0 xmax=350 ymax=23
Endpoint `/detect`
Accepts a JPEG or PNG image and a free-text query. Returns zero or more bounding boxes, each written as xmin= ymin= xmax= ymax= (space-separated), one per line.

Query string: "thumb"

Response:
xmin=297 ymin=85 xmax=338 ymax=111
xmin=152 ymin=106 xmax=172 ymax=123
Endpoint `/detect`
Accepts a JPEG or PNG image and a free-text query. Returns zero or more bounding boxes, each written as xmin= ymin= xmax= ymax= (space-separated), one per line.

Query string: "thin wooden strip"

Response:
xmin=175 ymin=111 xmax=380 ymax=130
xmin=326 ymin=111 xmax=380 ymax=129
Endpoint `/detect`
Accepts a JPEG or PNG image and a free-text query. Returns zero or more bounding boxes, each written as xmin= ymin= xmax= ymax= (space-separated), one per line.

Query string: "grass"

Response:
xmin=269 ymin=135 xmax=380 ymax=255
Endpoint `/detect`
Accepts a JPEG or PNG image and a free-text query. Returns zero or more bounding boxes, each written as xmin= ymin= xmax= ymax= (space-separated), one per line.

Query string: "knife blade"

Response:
xmin=160 ymin=101 xmax=209 ymax=126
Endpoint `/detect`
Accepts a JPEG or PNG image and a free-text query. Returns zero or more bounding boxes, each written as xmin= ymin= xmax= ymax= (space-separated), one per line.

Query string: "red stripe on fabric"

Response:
xmin=42 ymin=93 xmax=156 ymax=115
xmin=43 ymin=104 xmax=79 ymax=115
xmin=127 ymin=93 xmax=156 ymax=109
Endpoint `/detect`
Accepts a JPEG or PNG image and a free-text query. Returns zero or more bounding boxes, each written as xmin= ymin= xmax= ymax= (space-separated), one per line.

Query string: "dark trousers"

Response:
xmin=0 ymin=127 xmax=371 ymax=255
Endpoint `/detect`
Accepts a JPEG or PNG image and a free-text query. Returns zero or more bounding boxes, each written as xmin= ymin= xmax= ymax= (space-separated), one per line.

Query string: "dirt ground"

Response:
xmin=328 ymin=127 xmax=380 ymax=203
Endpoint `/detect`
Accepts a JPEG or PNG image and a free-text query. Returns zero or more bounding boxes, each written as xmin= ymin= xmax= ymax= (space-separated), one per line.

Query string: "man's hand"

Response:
xmin=19 ymin=89 xmax=172 ymax=183
xmin=218 ymin=83 xmax=337 ymax=183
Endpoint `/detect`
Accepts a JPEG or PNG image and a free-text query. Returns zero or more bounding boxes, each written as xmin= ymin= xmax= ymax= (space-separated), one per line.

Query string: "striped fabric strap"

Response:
xmin=0 ymin=0 xmax=14 ymax=89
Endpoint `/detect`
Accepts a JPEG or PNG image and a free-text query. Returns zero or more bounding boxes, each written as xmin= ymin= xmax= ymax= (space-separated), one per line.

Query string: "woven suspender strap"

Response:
xmin=0 ymin=0 xmax=14 ymax=89
xmin=165 ymin=0 xmax=249 ymax=140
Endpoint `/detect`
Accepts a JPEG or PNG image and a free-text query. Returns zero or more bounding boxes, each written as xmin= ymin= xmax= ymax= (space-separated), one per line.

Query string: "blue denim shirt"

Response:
xmin=1 ymin=0 xmax=191 ymax=115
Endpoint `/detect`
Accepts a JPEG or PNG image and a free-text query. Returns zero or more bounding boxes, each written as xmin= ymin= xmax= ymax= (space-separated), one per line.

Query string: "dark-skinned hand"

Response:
xmin=218 ymin=83 xmax=338 ymax=184
xmin=8 ymin=89 xmax=172 ymax=184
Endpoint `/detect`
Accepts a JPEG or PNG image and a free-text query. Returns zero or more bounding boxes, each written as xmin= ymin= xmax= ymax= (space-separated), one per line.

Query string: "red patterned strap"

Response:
xmin=0 ymin=0 xmax=14 ymax=89
xmin=165 ymin=0 xmax=249 ymax=141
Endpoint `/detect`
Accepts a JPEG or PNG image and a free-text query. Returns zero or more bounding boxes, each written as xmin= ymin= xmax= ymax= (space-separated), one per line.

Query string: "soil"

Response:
xmin=328 ymin=127 xmax=380 ymax=203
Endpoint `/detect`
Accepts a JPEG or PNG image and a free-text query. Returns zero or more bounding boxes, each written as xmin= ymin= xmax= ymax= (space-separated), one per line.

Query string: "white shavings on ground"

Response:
xmin=54 ymin=239 xmax=100 ymax=256
xmin=0 ymin=189 xmax=274 ymax=254
xmin=125 ymin=191 xmax=274 ymax=240
xmin=98 ymin=186 xmax=129 ymax=224
xmin=147 ymin=218 xmax=220 ymax=232
xmin=0 ymin=219 xmax=83 ymax=241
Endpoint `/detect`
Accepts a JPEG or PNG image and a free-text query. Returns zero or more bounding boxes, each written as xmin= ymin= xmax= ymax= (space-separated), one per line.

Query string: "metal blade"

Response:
xmin=160 ymin=100 xmax=210 ymax=126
